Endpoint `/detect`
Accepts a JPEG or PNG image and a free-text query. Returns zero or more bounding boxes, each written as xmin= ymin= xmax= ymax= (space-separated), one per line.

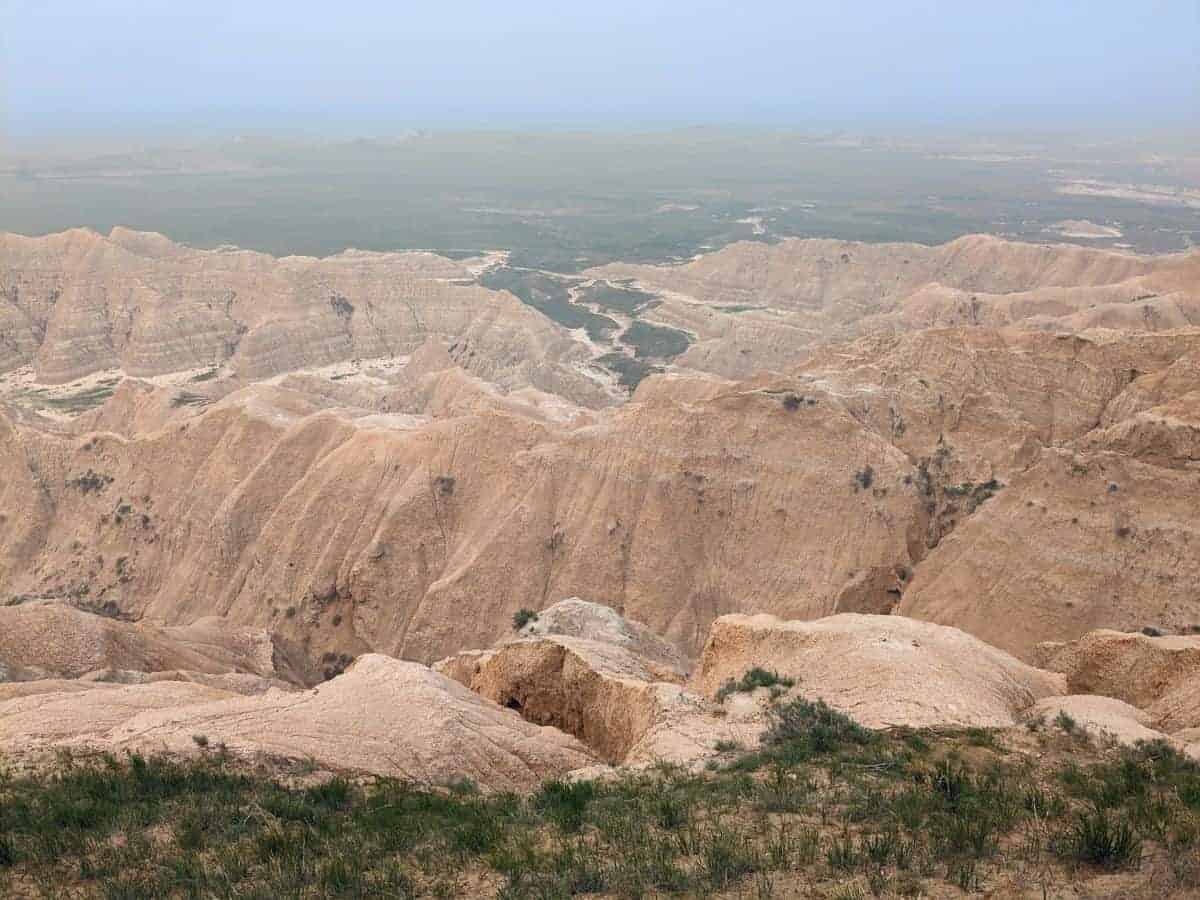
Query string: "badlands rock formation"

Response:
xmin=0 ymin=228 xmax=607 ymax=405
xmin=0 ymin=358 xmax=930 ymax=663
xmin=517 ymin=596 xmax=691 ymax=679
xmin=6 ymin=596 xmax=1197 ymax=781
xmin=0 ymin=654 xmax=595 ymax=790
xmin=591 ymin=235 xmax=1200 ymax=378
xmin=5 ymin=228 xmax=1199 ymax=400
xmin=0 ymin=681 xmax=236 ymax=747
xmin=1 ymin=324 xmax=1199 ymax=667
xmin=1 ymin=227 xmax=1199 ymax=780
xmin=0 ymin=599 xmax=300 ymax=685
xmin=693 ymin=613 xmax=1065 ymax=728
xmin=1034 ymin=628 xmax=1200 ymax=737
xmin=436 ymin=599 xmax=755 ymax=767
xmin=435 ymin=602 xmax=1200 ymax=770
xmin=1034 ymin=629 xmax=1200 ymax=711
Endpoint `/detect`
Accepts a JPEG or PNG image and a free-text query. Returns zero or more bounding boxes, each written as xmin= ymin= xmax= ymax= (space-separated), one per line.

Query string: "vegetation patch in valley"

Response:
xmin=17 ymin=377 xmax=121 ymax=415
xmin=480 ymin=267 xmax=618 ymax=342
xmin=596 ymin=353 xmax=662 ymax=391
xmin=577 ymin=281 xmax=661 ymax=316
xmin=619 ymin=321 xmax=692 ymax=360
xmin=2 ymin=698 xmax=1196 ymax=898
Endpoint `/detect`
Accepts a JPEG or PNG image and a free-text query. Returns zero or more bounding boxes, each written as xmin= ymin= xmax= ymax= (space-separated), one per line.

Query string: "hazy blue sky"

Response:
xmin=3 ymin=0 xmax=1197 ymax=135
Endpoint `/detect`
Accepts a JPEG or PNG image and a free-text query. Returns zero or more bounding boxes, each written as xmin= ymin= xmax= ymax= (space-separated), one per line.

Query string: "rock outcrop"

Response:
xmin=3 ymin=324 xmax=1200 ymax=669
xmin=436 ymin=600 xmax=756 ymax=767
xmin=0 ymin=363 xmax=929 ymax=664
xmin=517 ymin=596 xmax=690 ymax=680
xmin=1034 ymin=629 xmax=1200 ymax=735
xmin=898 ymin=445 xmax=1200 ymax=659
xmin=1028 ymin=695 xmax=1179 ymax=749
xmin=0 ymin=655 xmax=595 ymax=790
xmin=1034 ymin=629 xmax=1200 ymax=710
xmin=0 ymin=681 xmax=236 ymax=747
xmin=0 ymin=600 xmax=301 ymax=684
xmin=693 ymin=613 xmax=1065 ymax=728
xmin=4 ymin=229 xmax=1200 ymax=703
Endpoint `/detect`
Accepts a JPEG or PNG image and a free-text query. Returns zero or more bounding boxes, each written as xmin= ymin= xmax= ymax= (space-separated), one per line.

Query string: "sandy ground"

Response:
xmin=1056 ymin=179 xmax=1200 ymax=209
xmin=1050 ymin=219 xmax=1124 ymax=239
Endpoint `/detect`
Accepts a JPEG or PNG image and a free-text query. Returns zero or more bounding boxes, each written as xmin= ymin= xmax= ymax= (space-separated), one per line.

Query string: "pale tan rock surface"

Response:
xmin=4 ymin=325 xmax=1200 ymax=670
xmin=1149 ymin=678 xmax=1200 ymax=734
xmin=590 ymin=235 xmax=1200 ymax=378
xmin=1033 ymin=629 xmax=1200 ymax=734
xmin=0 ymin=361 xmax=929 ymax=664
xmin=0 ymin=600 xmax=297 ymax=683
xmin=898 ymin=446 xmax=1200 ymax=659
xmin=693 ymin=613 xmax=1065 ymax=728
xmin=436 ymin=600 xmax=756 ymax=766
xmin=439 ymin=636 xmax=689 ymax=763
xmin=0 ymin=655 xmax=593 ymax=790
xmin=1028 ymin=695 xmax=1171 ymax=747
xmin=4 ymin=229 xmax=1200 ymax=683
xmin=78 ymin=669 xmax=293 ymax=696
xmin=1033 ymin=629 xmax=1200 ymax=710
xmin=518 ymin=596 xmax=690 ymax=680
xmin=0 ymin=678 xmax=127 ymax=702
xmin=0 ymin=681 xmax=236 ymax=746
xmin=99 ymin=654 xmax=594 ymax=789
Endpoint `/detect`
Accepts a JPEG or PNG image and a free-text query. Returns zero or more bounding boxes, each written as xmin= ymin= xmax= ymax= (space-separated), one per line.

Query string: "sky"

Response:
xmin=2 ymin=0 xmax=1197 ymax=136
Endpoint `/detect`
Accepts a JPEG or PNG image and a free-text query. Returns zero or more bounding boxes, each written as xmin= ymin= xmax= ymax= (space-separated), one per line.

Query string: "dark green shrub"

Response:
xmin=1062 ymin=810 xmax=1142 ymax=869
xmin=763 ymin=697 xmax=874 ymax=754
xmin=854 ymin=465 xmax=876 ymax=491
xmin=512 ymin=608 xmax=538 ymax=631
xmin=716 ymin=666 xmax=796 ymax=701
xmin=535 ymin=779 xmax=597 ymax=833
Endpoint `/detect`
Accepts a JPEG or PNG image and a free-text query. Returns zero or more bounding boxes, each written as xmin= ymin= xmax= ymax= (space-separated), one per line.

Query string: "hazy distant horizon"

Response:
xmin=4 ymin=0 xmax=1197 ymax=140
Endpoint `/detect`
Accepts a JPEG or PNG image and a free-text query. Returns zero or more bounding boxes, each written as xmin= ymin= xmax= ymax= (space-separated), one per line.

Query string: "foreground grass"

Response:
xmin=2 ymin=701 xmax=1200 ymax=898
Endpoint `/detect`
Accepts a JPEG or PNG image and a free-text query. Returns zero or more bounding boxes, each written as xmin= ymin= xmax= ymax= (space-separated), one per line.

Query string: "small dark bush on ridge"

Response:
xmin=512 ymin=608 xmax=538 ymax=631
xmin=716 ymin=666 xmax=795 ymax=702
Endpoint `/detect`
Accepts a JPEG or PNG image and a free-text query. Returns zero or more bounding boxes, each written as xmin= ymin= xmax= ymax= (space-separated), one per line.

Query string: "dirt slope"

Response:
xmin=0 ymin=367 xmax=927 ymax=663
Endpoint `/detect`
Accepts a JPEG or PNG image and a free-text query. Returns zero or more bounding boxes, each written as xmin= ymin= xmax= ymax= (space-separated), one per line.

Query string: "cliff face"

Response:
xmin=3 ymin=323 xmax=1199 ymax=667
xmin=3 ymin=228 xmax=1199 ymax=675
xmin=0 ymin=370 xmax=924 ymax=663
xmin=0 ymin=228 xmax=607 ymax=406
xmin=7 ymin=229 xmax=1199 ymax=399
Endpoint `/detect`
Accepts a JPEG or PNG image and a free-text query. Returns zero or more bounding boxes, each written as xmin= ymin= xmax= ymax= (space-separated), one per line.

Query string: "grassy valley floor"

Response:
xmin=1 ymin=699 xmax=1198 ymax=898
